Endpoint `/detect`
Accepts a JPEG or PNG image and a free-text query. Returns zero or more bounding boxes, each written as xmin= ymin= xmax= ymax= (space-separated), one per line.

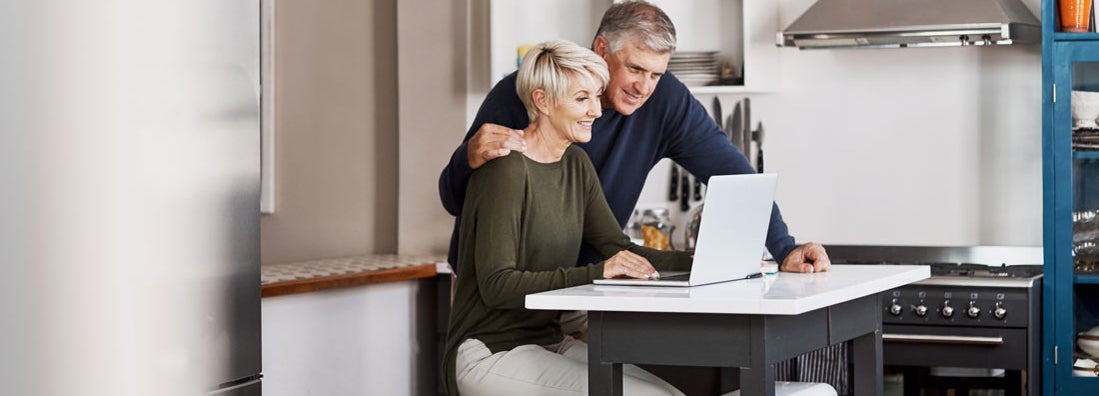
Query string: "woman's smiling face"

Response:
xmin=545 ymin=75 xmax=604 ymax=144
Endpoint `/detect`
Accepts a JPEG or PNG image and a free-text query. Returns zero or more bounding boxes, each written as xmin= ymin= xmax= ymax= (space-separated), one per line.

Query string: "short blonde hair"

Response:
xmin=516 ymin=40 xmax=610 ymax=122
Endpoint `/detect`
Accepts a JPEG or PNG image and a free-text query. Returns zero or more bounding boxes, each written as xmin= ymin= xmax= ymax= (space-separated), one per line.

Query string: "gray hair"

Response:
xmin=594 ymin=0 xmax=677 ymax=54
xmin=516 ymin=40 xmax=610 ymax=122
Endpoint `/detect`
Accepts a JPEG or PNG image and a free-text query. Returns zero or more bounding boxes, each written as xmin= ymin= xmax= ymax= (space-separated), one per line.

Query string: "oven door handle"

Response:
xmin=882 ymin=333 xmax=1004 ymax=346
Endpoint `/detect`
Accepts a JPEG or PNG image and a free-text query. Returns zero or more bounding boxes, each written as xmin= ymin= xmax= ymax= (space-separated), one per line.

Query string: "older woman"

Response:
xmin=442 ymin=40 xmax=692 ymax=396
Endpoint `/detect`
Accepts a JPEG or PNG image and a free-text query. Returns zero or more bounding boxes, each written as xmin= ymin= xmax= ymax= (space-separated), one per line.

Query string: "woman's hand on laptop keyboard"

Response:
xmin=602 ymin=250 xmax=660 ymax=280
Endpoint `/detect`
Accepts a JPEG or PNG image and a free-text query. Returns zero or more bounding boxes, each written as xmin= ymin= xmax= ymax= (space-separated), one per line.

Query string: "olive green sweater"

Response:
xmin=443 ymin=146 xmax=692 ymax=395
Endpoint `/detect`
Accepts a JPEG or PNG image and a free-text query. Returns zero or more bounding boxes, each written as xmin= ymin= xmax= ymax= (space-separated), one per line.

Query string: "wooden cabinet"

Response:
xmin=488 ymin=0 xmax=779 ymax=93
xmin=1041 ymin=1 xmax=1099 ymax=394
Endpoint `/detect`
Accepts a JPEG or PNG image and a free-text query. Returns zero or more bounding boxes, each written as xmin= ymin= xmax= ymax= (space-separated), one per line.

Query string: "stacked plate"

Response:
xmin=1073 ymin=129 xmax=1099 ymax=150
xmin=668 ymin=51 xmax=720 ymax=87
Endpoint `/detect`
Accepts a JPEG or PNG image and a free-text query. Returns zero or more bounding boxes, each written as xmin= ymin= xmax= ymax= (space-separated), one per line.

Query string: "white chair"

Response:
xmin=722 ymin=381 xmax=838 ymax=396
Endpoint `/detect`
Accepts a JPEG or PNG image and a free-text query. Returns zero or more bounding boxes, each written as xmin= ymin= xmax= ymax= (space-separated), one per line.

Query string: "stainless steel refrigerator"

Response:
xmin=2 ymin=1 xmax=262 ymax=395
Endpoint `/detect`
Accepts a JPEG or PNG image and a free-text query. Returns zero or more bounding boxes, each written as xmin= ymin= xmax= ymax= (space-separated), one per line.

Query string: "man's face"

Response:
xmin=594 ymin=36 xmax=672 ymax=116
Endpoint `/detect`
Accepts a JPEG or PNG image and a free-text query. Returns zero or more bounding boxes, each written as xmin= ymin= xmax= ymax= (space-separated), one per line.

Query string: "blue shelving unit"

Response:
xmin=1043 ymin=1 xmax=1099 ymax=394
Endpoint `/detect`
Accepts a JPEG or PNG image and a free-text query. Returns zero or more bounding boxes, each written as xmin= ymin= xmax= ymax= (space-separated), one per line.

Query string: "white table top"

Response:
xmin=526 ymin=264 xmax=929 ymax=315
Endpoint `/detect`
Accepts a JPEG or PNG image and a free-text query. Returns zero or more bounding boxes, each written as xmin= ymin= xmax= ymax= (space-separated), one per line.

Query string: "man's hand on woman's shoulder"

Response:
xmin=468 ymin=123 xmax=526 ymax=169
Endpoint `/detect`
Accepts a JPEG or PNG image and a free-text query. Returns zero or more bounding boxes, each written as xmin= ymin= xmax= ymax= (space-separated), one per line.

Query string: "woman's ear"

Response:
xmin=532 ymin=89 xmax=550 ymax=115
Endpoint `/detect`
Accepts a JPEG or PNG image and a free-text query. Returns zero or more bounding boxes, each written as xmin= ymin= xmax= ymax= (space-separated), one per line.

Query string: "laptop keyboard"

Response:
xmin=658 ymin=272 xmax=691 ymax=281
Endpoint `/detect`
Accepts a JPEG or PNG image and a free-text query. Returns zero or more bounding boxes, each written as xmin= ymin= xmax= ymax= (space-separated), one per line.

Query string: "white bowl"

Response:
xmin=1078 ymin=326 xmax=1099 ymax=358
xmin=1073 ymin=91 xmax=1099 ymax=130
xmin=1075 ymin=357 xmax=1099 ymax=377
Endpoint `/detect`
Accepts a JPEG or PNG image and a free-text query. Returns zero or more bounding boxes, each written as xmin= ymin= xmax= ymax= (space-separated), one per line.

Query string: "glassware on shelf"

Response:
xmin=640 ymin=208 xmax=674 ymax=251
xmin=1074 ymin=209 xmax=1099 ymax=272
xmin=1059 ymin=0 xmax=1093 ymax=33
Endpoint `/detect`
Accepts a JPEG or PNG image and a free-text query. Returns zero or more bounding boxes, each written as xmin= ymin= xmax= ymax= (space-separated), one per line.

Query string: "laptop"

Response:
xmin=593 ymin=173 xmax=777 ymax=287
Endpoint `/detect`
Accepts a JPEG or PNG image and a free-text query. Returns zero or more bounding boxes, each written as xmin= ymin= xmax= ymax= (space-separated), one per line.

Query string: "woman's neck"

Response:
xmin=522 ymin=119 xmax=571 ymax=163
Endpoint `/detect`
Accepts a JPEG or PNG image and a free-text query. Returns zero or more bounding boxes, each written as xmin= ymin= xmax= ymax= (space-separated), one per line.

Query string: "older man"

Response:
xmin=439 ymin=0 xmax=829 ymax=274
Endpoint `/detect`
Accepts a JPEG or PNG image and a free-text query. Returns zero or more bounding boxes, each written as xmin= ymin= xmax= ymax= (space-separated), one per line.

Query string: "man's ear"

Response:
xmin=593 ymin=36 xmax=609 ymax=58
xmin=532 ymin=89 xmax=550 ymax=115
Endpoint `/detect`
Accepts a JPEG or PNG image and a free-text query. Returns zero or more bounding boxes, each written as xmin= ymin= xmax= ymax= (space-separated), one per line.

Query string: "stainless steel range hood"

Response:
xmin=778 ymin=0 xmax=1041 ymax=49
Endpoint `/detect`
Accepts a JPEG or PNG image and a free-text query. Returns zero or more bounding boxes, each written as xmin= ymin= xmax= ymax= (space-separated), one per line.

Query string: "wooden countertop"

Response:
xmin=261 ymin=254 xmax=447 ymax=298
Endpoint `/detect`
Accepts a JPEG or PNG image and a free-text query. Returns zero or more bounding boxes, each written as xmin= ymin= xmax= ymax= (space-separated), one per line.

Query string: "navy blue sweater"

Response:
xmin=439 ymin=72 xmax=797 ymax=268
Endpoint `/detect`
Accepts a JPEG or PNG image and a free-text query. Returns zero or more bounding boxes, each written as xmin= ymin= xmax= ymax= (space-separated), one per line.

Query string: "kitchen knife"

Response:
xmin=728 ymin=101 xmax=742 ymax=152
xmin=712 ymin=97 xmax=723 ymax=129
xmin=668 ymin=164 xmax=679 ymax=201
xmin=693 ymin=175 xmax=702 ymax=201
xmin=754 ymin=122 xmax=765 ymax=173
xmin=742 ymin=97 xmax=752 ymax=169
xmin=680 ymin=171 xmax=690 ymax=212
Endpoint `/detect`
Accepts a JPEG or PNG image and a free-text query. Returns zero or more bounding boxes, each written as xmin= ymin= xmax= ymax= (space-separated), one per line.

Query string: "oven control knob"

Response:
xmin=889 ymin=299 xmax=903 ymax=316
xmin=993 ymin=302 xmax=1007 ymax=320
xmin=913 ymin=304 xmax=928 ymax=317
xmin=941 ymin=303 xmax=955 ymax=318
xmin=967 ymin=302 xmax=981 ymax=319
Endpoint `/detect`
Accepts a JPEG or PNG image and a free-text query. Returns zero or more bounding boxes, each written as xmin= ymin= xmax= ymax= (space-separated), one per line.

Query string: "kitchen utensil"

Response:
xmin=668 ymin=165 xmax=679 ymax=201
xmin=727 ymin=101 xmax=741 ymax=145
xmin=693 ymin=175 xmax=702 ymax=201
xmin=680 ymin=170 xmax=690 ymax=212
xmin=754 ymin=122 xmax=765 ymax=173
xmin=742 ymin=98 xmax=753 ymax=164
xmin=683 ymin=203 xmax=704 ymax=251
xmin=729 ymin=102 xmax=743 ymax=152
xmin=712 ymin=97 xmax=723 ymax=129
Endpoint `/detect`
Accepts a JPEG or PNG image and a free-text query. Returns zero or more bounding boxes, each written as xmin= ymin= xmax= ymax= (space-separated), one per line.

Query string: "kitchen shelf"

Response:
xmin=1042 ymin=2 xmax=1099 ymax=394
xmin=1074 ymin=273 xmax=1099 ymax=284
xmin=1053 ymin=32 xmax=1099 ymax=42
xmin=689 ymin=84 xmax=772 ymax=95
xmin=1066 ymin=373 xmax=1099 ymax=391
xmin=1073 ymin=151 xmax=1099 ymax=160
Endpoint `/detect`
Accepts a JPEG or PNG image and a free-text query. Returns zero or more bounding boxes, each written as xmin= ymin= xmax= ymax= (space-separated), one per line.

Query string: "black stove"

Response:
xmin=927 ymin=263 xmax=1043 ymax=278
xmin=827 ymin=245 xmax=1043 ymax=396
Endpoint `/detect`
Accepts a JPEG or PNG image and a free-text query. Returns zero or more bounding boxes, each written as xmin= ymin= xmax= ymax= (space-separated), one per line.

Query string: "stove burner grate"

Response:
xmin=923 ymin=263 xmax=1043 ymax=278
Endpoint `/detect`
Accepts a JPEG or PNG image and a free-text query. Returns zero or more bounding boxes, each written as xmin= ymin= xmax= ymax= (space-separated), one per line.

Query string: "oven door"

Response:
xmin=883 ymin=325 xmax=1029 ymax=369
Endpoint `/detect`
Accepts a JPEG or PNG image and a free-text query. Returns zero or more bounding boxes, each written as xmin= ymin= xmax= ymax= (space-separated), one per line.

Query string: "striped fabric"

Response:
xmin=776 ymin=343 xmax=850 ymax=396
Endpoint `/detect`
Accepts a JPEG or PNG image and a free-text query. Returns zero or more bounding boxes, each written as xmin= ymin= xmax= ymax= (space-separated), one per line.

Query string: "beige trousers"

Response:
xmin=454 ymin=337 xmax=685 ymax=396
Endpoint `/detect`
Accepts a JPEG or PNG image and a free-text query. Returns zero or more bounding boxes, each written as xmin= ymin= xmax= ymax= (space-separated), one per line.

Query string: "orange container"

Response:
xmin=1060 ymin=0 xmax=1094 ymax=33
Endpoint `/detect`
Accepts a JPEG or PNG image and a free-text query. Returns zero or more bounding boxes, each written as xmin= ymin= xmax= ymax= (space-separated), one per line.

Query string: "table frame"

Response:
xmin=586 ymin=294 xmax=883 ymax=396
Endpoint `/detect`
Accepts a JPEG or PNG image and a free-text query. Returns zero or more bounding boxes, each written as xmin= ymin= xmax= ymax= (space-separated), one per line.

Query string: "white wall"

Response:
xmin=396 ymin=0 xmax=470 ymax=255
xmin=260 ymin=0 xmax=398 ymax=264
xmin=262 ymin=280 xmax=436 ymax=396
xmin=635 ymin=0 xmax=1043 ymax=248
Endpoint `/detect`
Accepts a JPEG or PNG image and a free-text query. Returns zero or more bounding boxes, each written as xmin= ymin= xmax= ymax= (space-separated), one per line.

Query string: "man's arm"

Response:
xmin=438 ymin=142 xmax=475 ymax=216
xmin=437 ymin=73 xmax=529 ymax=216
xmin=654 ymin=75 xmax=804 ymax=266
xmin=655 ymin=83 xmax=830 ymax=272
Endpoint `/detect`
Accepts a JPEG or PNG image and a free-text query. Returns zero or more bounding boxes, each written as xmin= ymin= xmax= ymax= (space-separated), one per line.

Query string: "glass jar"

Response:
xmin=640 ymin=208 xmax=674 ymax=250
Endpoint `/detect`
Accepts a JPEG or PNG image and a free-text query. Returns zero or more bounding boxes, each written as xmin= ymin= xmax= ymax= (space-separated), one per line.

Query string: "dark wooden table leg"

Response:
xmin=742 ymin=316 xmax=776 ymax=396
xmin=588 ymin=311 xmax=623 ymax=396
xmin=720 ymin=367 xmax=740 ymax=394
xmin=851 ymin=323 xmax=883 ymax=396
xmin=739 ymin=364 xmax=776 ymax=396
